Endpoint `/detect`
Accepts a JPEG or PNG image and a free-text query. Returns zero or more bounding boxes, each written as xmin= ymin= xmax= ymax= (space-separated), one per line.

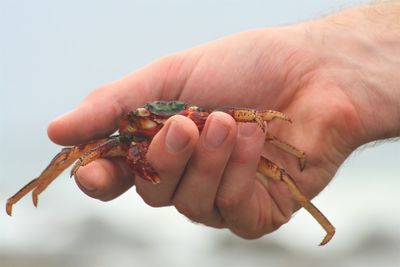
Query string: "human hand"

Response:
xmin=48 ymin=3 xmax=400 ymax=239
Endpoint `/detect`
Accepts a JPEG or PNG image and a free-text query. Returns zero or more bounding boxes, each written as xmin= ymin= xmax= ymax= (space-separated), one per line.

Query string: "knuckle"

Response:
xmin=135 ymin=186 xmax=169 ymax=207
xmin=215 ymin=194 xmax=241 ymax=212
xmin=173 ymin=199 xmax=203 ymax=222
xmin=84 ymin=84 xmax=113 ymax=101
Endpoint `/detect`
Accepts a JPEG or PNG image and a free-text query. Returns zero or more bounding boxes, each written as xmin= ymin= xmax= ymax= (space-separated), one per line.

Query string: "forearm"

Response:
xmin=307 ymin=1 xmax=400 ymax=144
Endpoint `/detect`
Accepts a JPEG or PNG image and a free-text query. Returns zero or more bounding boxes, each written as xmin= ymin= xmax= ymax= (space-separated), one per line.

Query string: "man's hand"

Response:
xmin=47 ymin=2 xmax=400 ymax=239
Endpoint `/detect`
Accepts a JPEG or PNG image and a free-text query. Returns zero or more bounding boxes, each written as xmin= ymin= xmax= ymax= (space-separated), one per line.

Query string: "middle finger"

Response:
xmin=173 ymin=112 xmax=237 ymax=227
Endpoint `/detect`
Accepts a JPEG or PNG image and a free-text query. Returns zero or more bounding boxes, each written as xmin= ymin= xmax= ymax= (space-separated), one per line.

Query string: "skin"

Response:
xmin=48 ymin=2 xmax=400 ymax=239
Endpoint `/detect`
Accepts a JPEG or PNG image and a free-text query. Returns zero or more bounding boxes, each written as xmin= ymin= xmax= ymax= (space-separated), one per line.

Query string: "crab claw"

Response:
xmin=140 ymin=169 xmax=161 ymax=184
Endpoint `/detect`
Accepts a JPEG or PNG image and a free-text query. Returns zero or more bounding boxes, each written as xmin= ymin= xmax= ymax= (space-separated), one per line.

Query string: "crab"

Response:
xmin=6 ymin=100 xmax=335 ymax=245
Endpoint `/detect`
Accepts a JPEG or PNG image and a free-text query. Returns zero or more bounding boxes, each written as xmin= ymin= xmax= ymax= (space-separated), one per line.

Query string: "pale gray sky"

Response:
xmin=1 ymin=1 xmax=399 ymax=267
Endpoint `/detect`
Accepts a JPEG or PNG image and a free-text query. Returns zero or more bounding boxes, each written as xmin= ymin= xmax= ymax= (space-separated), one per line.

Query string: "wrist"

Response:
xmin=306 ymin=2 xmax=400 ymax=144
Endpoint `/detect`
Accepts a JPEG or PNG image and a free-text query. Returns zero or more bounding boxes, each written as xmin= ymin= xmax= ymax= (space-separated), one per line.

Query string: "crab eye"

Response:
xmin=134 ymin=107 xmax=150 ymax=117
xmin=188 ymin=105 xmax=200 ymax=111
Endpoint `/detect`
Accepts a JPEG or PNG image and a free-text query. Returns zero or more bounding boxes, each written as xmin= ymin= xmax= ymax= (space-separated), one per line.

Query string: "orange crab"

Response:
xmin=6 ymin=101 xmax=335 ymax=245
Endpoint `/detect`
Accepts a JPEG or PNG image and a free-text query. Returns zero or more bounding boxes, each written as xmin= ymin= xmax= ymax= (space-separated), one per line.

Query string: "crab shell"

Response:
xmin=119 ymin=101 xmax=209 ymax=140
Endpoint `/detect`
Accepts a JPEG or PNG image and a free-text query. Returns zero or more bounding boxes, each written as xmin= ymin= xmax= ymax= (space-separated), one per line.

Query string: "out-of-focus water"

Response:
xmin=1 ymin=1 xmax=399 ymax=267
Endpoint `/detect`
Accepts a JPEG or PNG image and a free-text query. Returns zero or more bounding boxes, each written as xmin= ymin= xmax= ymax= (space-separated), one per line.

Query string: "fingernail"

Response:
xmin=238 ymin=123 xmax=258 ymax=138
xmin=165 ymin=120 xmax=191 ymax=153
xmin=205 ymin=116 xmax=229 ymax=148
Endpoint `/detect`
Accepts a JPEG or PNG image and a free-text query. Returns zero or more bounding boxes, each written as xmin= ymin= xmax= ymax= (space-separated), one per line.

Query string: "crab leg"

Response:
xmin=70 ymin=136 xmax=126 ymax=177
xmin=6 ymin=138 xmax=109 ymax=216
xmin=221 ymin=108 xmax=291 ymax=132
xmin=257 ymin=156 xmax=335 ymax=246
xmin=265 ymin=132 xmax=307 ymax=170
xmin=223 ymin=108 xmax=307 ymax=169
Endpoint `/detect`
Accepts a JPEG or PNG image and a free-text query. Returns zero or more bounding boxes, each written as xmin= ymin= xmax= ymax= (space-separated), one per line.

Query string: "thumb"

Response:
xmin=47 ymin=55 xmax=188 ymax=146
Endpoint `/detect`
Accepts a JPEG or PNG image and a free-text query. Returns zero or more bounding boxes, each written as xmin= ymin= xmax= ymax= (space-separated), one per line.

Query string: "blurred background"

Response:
xmin=1 ymin=0 xmax=400 ymax=266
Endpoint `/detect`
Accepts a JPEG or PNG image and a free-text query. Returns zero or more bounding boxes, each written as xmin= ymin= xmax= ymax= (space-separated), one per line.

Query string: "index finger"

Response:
xmin=47 ymin=56 xmax=186 ymax=146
